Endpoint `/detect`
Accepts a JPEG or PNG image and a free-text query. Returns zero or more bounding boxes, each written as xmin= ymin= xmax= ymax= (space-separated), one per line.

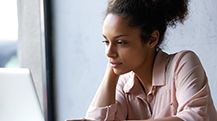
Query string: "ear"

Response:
xmin=147 ymin=30 xmax=159 ymax=48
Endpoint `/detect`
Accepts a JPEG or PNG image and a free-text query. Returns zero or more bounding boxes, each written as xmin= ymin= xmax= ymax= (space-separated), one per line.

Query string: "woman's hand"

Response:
xmin=104 ymin=63 xmax=119 ymax=83
xmin=90 ymin=63 xmax=120 ymax=107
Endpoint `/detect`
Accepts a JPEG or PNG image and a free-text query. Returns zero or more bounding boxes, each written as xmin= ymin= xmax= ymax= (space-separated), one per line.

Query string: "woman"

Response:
xmin=85 ymin=0 xmax=217 ymax=120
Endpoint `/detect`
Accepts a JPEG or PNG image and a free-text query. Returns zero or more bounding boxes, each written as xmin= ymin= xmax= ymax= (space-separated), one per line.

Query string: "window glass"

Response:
xmin=0 ymin=0 xmax=19 ymax=68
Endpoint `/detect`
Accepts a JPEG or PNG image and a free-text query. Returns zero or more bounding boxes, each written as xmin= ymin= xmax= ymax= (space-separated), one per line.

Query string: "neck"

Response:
xmin=134 ymin=49 xmax=157 ymax=91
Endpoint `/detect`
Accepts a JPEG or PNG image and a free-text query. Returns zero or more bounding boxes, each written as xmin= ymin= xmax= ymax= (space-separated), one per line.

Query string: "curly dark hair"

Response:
xmin=106 ymin=0 xmax=189 ymax=48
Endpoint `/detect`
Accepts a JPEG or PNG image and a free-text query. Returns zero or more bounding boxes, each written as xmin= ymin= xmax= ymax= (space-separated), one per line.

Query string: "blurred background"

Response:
xmin=0 ymin=0 xmax=19 ymax=68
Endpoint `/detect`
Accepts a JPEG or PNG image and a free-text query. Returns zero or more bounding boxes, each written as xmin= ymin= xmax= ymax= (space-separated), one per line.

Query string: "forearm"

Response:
xmin=91 ymin=66 xmax=119 ymax=107
xmin=126 ymin=117 xmax=183 ymax=121
xmin=83 ymin=116 xmax=183 ymax=121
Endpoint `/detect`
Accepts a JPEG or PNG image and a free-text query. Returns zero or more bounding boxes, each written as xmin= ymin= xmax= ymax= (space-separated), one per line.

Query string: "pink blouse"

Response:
xmin=85 ymin=50 xmax=217 ymax=121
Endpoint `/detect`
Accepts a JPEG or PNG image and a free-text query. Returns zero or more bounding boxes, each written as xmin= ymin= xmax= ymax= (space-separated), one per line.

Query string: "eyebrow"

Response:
xmin=102 ymin=34 xmax=128 ymax=40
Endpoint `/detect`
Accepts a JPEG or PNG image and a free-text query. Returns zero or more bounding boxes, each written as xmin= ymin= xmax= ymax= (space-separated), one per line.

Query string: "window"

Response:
xmin=0 ymin=0 xmax=19 ymax=68
xmin=0 ymin=0 xmax=55 ymax=121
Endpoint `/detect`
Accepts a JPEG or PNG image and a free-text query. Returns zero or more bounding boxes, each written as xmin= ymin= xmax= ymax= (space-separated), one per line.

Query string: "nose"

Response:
xmin=106 ymin=44 xmax=117 ymax=58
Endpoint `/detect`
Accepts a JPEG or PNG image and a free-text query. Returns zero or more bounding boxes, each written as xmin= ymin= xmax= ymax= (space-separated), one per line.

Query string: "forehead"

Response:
xmin=103 ymin=14 xmax=140 ymax=38
xmin=103 ymin=13 xmax=128 ymax=28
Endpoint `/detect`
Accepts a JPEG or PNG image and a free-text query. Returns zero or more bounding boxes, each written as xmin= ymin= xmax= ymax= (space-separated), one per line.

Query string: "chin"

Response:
xmin=113 ymin=68 xmax=130 ymax=75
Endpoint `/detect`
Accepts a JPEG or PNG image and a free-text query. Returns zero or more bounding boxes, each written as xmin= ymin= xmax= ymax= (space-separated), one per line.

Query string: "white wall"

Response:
xmin=53 ymin=0 xmax=217 ymax=121
xmin=53 ymin=1 xmax=107 ymax=121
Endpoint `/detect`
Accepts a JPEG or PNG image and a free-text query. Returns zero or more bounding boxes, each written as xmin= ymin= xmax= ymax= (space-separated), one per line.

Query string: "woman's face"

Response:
xmin=102 ymin=13 xmax=154 ymax=75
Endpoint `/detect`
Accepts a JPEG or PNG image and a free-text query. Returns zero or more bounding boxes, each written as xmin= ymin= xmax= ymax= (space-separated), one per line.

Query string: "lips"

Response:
xmin=110 ymin=61 xmax=122 ymax=68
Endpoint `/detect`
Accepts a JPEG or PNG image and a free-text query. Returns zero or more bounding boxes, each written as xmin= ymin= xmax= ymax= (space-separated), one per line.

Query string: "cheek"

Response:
xmin=132 ymin=54 xmax=146 ymax=66
xmin=123 ymin=49 xmax=147 ymax=66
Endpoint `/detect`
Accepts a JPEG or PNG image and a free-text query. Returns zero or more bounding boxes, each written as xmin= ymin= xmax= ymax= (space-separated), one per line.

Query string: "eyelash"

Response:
xmin=102 ymin=40 xmax=127 ymax=46
xmin=116 ymin=40 xmax=127 ymax=45
xmin=102 ymin=40 xmax=109 ymax=45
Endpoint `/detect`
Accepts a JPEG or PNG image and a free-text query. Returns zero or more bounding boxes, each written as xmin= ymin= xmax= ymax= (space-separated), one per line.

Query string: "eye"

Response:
xmin=116 ymin=39 xmax=127 ymax=45
xmin=102 ymin=40 xmax=109 ymax=46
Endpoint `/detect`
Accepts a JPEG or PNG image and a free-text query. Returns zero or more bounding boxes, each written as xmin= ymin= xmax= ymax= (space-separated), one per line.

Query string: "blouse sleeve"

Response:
xmin=85 ymin=76 xmax=128 ymax=121
xmin=174 ymin=51 xmax=212 ymax=121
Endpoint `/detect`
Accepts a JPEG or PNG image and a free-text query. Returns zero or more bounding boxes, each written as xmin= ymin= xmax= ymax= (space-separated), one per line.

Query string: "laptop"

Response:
xmin=0 ymin=68 xmax=45 ymax=121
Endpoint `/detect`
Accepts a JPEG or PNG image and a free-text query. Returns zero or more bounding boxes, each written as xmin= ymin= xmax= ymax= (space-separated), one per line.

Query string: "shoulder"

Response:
xmin=166 ymin=50 xmax=206 ymax=87
xmin=169 ymin=50 xmax=207 ymax=88
xmin=169 ymin=50 xmax=202 ymax=68
xmin=172 ymin=50 xmax=199 ymax=59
